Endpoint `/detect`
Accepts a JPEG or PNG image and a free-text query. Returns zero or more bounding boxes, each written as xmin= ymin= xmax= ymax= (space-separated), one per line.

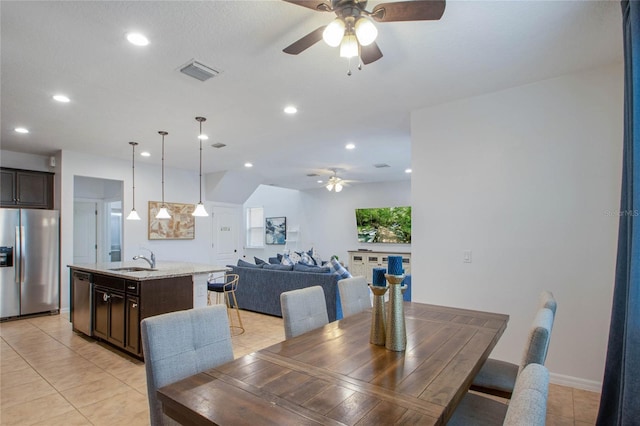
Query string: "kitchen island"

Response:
xmin=69 ymin=261 xmax=229 ymax=358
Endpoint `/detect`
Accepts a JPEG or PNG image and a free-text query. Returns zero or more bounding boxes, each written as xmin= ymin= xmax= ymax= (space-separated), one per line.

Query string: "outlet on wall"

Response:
xmin=463 ymin=250 xmax=472 ymax=263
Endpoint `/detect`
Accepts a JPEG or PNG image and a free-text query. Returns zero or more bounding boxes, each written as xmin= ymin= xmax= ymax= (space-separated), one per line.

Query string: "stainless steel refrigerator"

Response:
xmin=0 ymin=208 xmax=59 ymax=320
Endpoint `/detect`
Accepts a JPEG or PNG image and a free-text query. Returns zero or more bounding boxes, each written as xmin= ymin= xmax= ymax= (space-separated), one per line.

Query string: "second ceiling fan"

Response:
xmin=282 ymin=0 xmax=446 ymax=70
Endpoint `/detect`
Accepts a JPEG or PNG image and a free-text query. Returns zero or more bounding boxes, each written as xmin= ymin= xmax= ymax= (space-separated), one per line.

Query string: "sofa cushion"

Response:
xmin=328 ymin=258 xmax=352 ymax=279
xmin=294 ymin=263 xmax=331 ymax=274
xmin=238 ymin=259 xmax=262 ymax=268
xmin=264 ymin=263 xmax=294 ymax=271
xmin=254 ymin=257 xmax=267 ymax=265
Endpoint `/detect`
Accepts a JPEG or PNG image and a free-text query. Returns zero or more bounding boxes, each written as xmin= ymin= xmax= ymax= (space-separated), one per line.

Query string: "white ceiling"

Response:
xmin=0 ymin=0 xmax=623 ymax=190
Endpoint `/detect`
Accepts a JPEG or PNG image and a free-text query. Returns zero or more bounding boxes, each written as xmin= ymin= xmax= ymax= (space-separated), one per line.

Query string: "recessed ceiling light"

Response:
xmin=345 ymin=143 xmax=355 ymax=150
xmin=317 ymin=180 xmax=323 ymax=183
xmin=198 ymin=134 xmax=209 ymax=140
xmin=15 ymin=127 xmax=29 ymax=134
xmin=244 ymin=162 xmax=253 ymax=168
xmin=53 ymin=94 xmax=70 ymax=103
xmin=141 ymin=151 xmax=151 ymax=157
xmin=126 ymin=32 xmax=149 ymax=46
xmin=405 ymin=168 xmax=412 ymax=174
xmin=284 ymin=106 xmax=297 ymax=114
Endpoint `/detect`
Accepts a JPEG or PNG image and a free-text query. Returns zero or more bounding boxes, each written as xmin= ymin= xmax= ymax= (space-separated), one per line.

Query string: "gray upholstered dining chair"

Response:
xmin=447 ymin=363 xmax=549 ymax=426
xmin=470 ymin=305 xmax=555 ymax=399
xmin=338 ymin=276 xmax=372 ymax=317
xmin=141 ymin=305 xmax=234 ymax=426
xmin=280 ymin=285 xmax=328 ymax=339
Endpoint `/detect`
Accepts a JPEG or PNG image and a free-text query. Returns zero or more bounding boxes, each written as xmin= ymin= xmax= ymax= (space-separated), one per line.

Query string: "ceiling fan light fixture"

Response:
xmin=323 ymin=18 xmax=345 ymax=47
xmin=340 ymin=33 xmax=358 ymax=58
xmin=335 ymin=182 xmax=343 ymax=192
xmin=355 ymin=17 xmax=377 ymax=46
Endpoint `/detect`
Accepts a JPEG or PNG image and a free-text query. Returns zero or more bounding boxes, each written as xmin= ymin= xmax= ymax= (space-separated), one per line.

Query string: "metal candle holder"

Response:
xmin=369 ymin=285 xmax=388 ymax=345
xmin=385 ymin=274 xmax=407 ymax=352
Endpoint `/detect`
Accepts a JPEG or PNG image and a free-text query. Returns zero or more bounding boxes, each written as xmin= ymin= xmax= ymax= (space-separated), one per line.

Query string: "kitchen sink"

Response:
xmin=108 ymin=267 xmax=157 ymax=272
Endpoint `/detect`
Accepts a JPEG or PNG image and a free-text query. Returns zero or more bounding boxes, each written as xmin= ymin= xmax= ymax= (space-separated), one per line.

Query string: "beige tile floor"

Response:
xmin=1 ymin=311 xmax=600 ymax=425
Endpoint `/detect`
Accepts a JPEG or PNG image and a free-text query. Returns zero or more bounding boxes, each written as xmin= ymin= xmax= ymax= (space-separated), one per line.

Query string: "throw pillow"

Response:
xmin=299 ymin=252 xmax=315 ymax=266
xmin=254 ymin=256 xmax=267 ymax=265
xmin=309 ymin=247 xmax=322 ymax=266
xmin=268 ymin=257 xmax=280 ymax=264
xmin=281 ymin=253 xmax=294 ymax=266
xmin=293 ymin=263 xmax=331 ymax=274
xmin=237 ymin=259 xmax=262 ymax=268
xmin=289 ymin=251 xmax=302 ymax=264
xmin=328 ymin=258 xmax=352 ymax=279
xmin=263 ymin=263 xmax=294 ymax=271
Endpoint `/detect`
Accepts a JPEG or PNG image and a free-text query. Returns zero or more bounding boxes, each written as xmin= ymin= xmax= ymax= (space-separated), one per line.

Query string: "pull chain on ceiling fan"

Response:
xmin=282 ymin=0 xmax=446 ymax=75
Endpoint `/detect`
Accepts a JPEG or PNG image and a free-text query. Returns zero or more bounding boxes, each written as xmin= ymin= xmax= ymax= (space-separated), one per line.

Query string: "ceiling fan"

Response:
xmin=282 ymin=0 xmax=446 ymax=72
xmin=325 ymin=168 xmax=348 ymax=192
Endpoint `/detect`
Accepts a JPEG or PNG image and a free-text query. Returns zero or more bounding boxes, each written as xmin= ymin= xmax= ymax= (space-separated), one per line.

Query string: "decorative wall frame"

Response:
xmin=265 ymin=216 xmax=286 ymax=245
xmin=148 ymin=201 xmax=195 ymax=240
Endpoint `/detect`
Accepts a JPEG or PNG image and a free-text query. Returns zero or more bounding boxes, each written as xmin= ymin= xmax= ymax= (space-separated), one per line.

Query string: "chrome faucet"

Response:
xmin=133 ymin=249 xmax=156 ymax=268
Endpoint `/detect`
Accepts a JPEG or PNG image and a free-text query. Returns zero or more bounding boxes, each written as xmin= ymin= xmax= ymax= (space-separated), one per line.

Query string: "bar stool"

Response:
xmin=207 ymin=273 xmax=244 ymax=335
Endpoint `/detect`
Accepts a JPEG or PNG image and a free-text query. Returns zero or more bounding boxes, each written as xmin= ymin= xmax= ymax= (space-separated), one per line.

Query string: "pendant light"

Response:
xmin=192 ymin=116 xmax=209 ymax=217
xmin=126 ymin=141 xmax=141 ymax=220
xmin=155 ymin=131 xmax=171 ymax=219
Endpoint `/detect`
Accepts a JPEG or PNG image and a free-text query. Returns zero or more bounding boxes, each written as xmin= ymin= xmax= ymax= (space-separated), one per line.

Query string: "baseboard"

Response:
xmin=59 ymin=307 xmax=70 ymax=314
xmin=550 ymin=372 xmax=602 ymax=393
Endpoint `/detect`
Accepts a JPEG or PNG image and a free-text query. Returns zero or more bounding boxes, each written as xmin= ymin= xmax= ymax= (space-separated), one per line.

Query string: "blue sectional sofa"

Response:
xmin=228 ymin=265 xmax=342 ymax=322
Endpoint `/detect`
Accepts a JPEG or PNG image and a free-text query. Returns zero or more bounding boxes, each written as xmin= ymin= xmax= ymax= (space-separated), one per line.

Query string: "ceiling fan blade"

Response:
xmin=281 ymin=0 xmax=332 ymax=12
xmin=360 ymin=42 xmax=383 ymax=65
xmin=371 ymin=0 xmax=446 ymax=22
xmin=283 ymin=26 xmax=326 ymax=55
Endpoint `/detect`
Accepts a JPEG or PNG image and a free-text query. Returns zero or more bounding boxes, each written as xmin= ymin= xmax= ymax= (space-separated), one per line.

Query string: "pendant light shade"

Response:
xmin=155 ymin=131 xmax=171 ymax=220
xmin=126 ymin=141 xmax=141 ymax=221
xmin=192 ymin=117 xmax=209 ymax=217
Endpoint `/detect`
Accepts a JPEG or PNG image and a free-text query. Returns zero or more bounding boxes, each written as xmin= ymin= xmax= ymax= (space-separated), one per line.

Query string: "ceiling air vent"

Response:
xmin=306 ymin=173 xmax=319 ymax=177
xmin=373 ymin=163 xmax=390 ymax=168
xmin=211 ymin=142 xmax=226 ymax=149
xmin=180 ymin=61 xmax=220 ymax=82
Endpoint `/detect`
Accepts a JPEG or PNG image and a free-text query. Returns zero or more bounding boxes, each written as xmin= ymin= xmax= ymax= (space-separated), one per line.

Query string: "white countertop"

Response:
xmin=68 ymin=261 xmax=230 ymax=281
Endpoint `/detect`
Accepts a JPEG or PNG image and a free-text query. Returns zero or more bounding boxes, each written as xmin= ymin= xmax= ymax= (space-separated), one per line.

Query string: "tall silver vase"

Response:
xmin=385 ymin=274 xmax=406 ymax=352
xmin=369 ymin=285 xmax=388 ymax=345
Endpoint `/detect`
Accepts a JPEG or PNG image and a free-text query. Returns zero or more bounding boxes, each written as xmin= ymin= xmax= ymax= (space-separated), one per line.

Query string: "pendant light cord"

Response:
xmin=131 ymin=143 xmax=136 ymax=208
xmin=199 ymin=120 xmax=203 ymax=203
xmin=161 ymin=132 xmax=166 ymax=205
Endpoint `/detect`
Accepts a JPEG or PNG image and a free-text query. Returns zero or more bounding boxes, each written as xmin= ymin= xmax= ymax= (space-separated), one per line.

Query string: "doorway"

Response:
xmin=73 ymin=176 xmax=123 ymax=264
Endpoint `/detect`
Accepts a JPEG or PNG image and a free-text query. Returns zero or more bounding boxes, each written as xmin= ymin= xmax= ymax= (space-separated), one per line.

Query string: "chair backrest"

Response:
xmin=503 ymin=363 xmax=549 ymax=426
xmin=338 ymin=276 xmax=371 ymax=318
xmin=519 ymin=307 xmax=555 ymax=374
xmin=538 ymin=290 xmax=557 ymax=318
xmin=280 ymin=285 xmax=329 ymax=339
xmin=141 ymin=305 xmax=234 ymax=426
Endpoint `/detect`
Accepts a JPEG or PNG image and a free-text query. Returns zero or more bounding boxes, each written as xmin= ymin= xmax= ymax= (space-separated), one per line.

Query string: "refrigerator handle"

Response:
xmin=15 ymin=226 xmax=21 ymax=284
xmin=19 ymin=226 xmax=25 ymax=284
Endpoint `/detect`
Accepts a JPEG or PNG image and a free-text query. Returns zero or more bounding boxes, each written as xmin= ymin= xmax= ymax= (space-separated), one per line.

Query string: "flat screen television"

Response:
xmin=355 ymin=206 xmax=411 ymax=244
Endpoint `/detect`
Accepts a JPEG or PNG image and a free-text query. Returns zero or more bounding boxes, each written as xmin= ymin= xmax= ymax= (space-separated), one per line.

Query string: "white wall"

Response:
xmin=242 ymin=181 xmax=411 ymax=264
xmin=60 ymin=150 xmax=213 ymax=310
xmin=411 ymin=63 xmax=623 ymax=390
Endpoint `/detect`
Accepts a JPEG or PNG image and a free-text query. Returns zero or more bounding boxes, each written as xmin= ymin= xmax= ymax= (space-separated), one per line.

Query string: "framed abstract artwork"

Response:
xmin=265 ymin=216 xmax=286 ymax=245
xmin=148 ymin=201 xmax=195 ymax=240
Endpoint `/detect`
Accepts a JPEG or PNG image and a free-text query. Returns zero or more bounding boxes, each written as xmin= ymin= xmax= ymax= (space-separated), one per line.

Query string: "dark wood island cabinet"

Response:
xmin=69 ymin=262 xmax=229 ymax=359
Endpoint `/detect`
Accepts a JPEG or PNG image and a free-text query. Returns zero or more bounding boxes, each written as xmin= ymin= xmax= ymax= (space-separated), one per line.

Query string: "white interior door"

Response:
xmin=211 ymin=206 xmax=241 ymax=266
xmin=74 ymin=201 xmax=97 ymax=264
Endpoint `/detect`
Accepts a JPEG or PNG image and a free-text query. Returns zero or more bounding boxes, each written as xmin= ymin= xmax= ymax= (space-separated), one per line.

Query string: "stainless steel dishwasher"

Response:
xmin=72 ymin=271 xmax=93 ymax=336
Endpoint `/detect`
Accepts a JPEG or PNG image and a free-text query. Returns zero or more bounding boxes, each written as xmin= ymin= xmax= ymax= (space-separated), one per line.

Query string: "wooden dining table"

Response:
xmin=157 ymin=302 xmax=509 ymax=425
